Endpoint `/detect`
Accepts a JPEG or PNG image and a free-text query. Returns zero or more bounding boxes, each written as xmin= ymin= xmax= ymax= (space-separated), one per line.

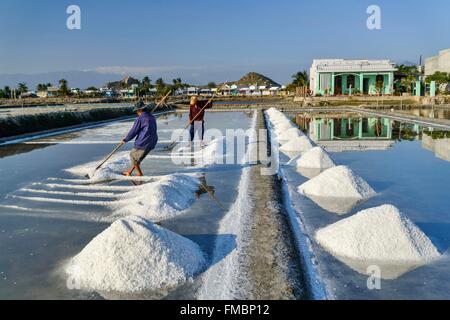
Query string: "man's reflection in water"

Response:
xmin=195 ymin=175 xmax=216 ymax=199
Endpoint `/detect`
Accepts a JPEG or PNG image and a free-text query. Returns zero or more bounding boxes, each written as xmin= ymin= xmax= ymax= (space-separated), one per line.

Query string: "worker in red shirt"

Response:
xmin=189 ymin=96 xmax=212 ymax=148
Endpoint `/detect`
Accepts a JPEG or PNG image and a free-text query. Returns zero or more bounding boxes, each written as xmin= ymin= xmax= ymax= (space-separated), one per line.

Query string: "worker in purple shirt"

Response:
xmin=120 ymin=102 xmax=158 ymax=177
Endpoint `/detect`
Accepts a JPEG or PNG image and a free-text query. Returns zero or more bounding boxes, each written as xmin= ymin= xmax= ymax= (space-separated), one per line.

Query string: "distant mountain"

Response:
xmin=232 ymin=72 xmax=281 ymax=87
xmin=107 ymin=76 xmax=141 ymax=90
xmin=396 ymin=60 xmax=419 ymax=67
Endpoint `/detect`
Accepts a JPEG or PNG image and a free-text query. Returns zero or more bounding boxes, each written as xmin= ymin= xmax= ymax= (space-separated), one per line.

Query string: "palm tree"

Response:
xmin=59 ymin=79 xmax=70 ymax=96
xmin=172 ymin=78 xmax=183 ymax=90
xmin=155 ymin=78 xmax=167 ymax=95
xmin=142 ymin=76 xmax=151 ymax=88
xmin=37 ymin=83 xmax=50 ymax=92
xmin=17 ymin=82 xmax=28 ymax=94
xmin=3 ymin=86 xmax=11 ymax=98
xmin=207 ymin=82 xmax=217 ymax=89
xmin=395 ymin=65 xmax=421 ymax=94
xmin=292 ymin=71 xmax=309 ymax=87
xmin=139 ymin=76 xmax=152 ymax=97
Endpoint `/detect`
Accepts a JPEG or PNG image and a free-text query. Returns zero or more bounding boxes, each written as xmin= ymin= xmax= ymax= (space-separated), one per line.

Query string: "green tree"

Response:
xmin=17 ymin=82 xmax=28 ymax=94
xmin=395 ymin=65 xmax=421 ymax=94
xmin=171 ymin=78 xmax=183 ymax=90
xmin=426 ymin=72 xmax=450 ymax=85
xmin=139 ymin=76 xmax=152 ymax=97
xmin=291 ymin=71 xmax=309 ymax=87
xmin=207 ymin=82 xmax=217 ymax=89
xmin=0 ymin=86 xmax=11 ymax=99
xmin=155 ymin=78 xmax=168 ymax=95
xmin=36 ymin=83 xmax=52 ymax=91
xmin=59 ymin=79 xmax=70 ymax=96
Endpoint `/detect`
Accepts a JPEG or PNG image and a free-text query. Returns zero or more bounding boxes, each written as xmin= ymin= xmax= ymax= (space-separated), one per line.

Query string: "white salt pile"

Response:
xmin=280 ymin=136 xmax=314 ymax=153
xmin=66 ymin=216 xmax=206 ymax=293
xmin=66 ymin=151 xmax=130 ymax=182
xmin=298 ymin=165 xmax=376 ymax=199
xmin=110 ymin=173 xmax=200 ymax=222
xmin=277 ymin=127 xmax=302 ymax=142
xmin=270 ymin=115 xmax=288 ymax=123
xmin=296 ymin=147 xmax=336 ymax=169
xmin=274 ymin=121 xmax=294 ymax=134
xmin=266 ymin=108 xmax=282 ymax=117
xmin=315 ymin=205 xmax=441 ymax=279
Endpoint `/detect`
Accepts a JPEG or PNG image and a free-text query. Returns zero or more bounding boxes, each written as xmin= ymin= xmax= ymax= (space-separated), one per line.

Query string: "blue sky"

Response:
xmin=0 ymin=0 xmax=449 ymax=85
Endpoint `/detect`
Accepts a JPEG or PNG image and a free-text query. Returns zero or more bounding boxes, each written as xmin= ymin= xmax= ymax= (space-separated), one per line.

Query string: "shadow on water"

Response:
xmin=417 ymin=222 xmax=450 ymax=254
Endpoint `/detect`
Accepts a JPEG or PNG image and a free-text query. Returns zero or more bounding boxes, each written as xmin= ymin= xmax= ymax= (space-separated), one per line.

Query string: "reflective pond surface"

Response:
xmin=283 ymin=111 xmax=450 ymax=299
xmin=0 ymin=111 xmax=254 ymax=299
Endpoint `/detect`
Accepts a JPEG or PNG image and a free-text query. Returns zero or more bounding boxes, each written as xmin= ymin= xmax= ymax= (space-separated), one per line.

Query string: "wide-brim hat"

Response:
xmin=133 ymin=102 xmax=147 ymax=112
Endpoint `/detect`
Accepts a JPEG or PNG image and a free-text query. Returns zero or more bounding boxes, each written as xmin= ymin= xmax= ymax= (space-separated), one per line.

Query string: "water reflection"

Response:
xmin=422 ymin=131 xmax=450 ymax=162
xmin=409 ymin=107 xmax=450 ymax=121
xmin=291 ymin=111 xmax=450 ymax=163
xmin=296 ymin=167 xmax=324 ymax=179
xmin=295 ymin=112 xmax=393 ymax=141
xmin=306 ymin=195 xmax=364 ymax=215
xmin=0 ymin=143 xmax=55 ymax=159
xmin=329 ymin=255 xmax=430 ymax=280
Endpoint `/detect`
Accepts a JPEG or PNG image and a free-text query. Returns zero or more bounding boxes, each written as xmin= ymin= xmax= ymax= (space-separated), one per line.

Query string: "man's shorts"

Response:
xmin=130 ymin=148 xmax=151 ymax=166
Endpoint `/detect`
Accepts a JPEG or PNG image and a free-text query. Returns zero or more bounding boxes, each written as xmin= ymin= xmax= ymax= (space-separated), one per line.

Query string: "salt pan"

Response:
xmin=315 ymin=205 xmax=441 ymax=279
xmin=66 ymin=216 xmax=206 ymax=293
xmin=298 ymin=165 xmax=376 ymax=199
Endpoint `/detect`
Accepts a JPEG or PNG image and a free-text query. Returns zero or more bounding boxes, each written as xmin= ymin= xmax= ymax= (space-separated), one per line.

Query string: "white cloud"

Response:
xmin=93 ymin=65 xmax=216 ymax=75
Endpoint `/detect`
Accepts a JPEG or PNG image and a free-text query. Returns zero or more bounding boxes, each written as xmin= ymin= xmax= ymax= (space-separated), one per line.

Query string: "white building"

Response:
xmin=425 ymin=48 xmax=450 ymax=76
xmin=310 ymin=59 xmax=397 ymax=96
xmin=187 ymin=87 xmax=199 ymax=96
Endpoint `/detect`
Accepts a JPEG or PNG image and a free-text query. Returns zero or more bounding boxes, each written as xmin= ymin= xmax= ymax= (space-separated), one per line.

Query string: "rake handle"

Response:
xmin=94 ymin=143 xmax=124 ymax=171
xmin=150 ymin=90 xmax=172 ymax=113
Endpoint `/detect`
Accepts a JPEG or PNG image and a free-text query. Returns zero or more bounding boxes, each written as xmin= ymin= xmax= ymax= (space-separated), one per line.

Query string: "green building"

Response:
xmin=310 ymin=59 xmax=397 ymax=96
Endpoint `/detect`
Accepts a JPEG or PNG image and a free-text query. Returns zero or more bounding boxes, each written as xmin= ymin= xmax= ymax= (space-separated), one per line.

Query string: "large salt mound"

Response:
xmin=298 ymin=165 xmax=376 ymax=199
xmin=277 ymin=128 xmax=302 ymax=142
xmin=270 ymin=114 xmax=288 ymax=122
xmin=66 ymin=216 xmax=206 ymax=293
xmin=274 ymin=122 xmax=294 ymax=134
xmin=279 ymin=136 xmax=314 ymax=153
xmin=315 ymin=205 xmax=441 ymax=279
xmin=110 ymin=174 xmax=200 ymax=222
xmin=296 ymin=147 xmax=335 ymax=169
xmin=266 ymin=108 xmax=282 ymax=117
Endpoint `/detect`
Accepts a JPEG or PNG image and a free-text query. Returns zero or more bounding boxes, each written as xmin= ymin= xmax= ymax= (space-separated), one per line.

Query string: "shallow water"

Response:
xmin=0 ymin=111 xmax=254 ymax=299
xmin=281 ymin=111 xmax=450 ymax=299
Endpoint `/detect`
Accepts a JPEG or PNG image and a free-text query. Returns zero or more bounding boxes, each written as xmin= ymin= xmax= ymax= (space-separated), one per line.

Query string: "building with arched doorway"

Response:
xmin=310 ymin=59 xmax=397 ymax=96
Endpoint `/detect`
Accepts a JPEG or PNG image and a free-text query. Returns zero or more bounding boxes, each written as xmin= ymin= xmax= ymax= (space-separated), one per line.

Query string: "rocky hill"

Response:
xmin=232 ymin=72 xmax=281 ymax=87
xmin=107 ymin=76 xmax=140 ymax=90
